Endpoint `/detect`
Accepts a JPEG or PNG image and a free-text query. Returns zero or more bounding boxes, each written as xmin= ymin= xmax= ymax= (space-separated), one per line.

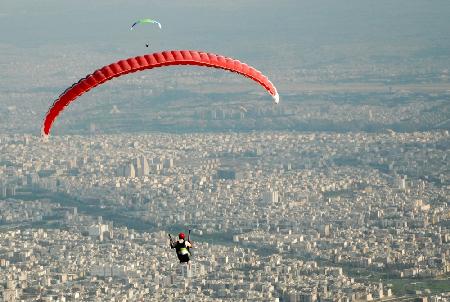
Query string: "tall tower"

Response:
xmin=124 ymin=163 xmax=136 ymax=178
xmin=133 ymin=158 xmax=142 ymax=176
xmin=262 ymin=190 xmax=279 ymax=204
xmin=140 ymin=156 xmax=149 ymax=176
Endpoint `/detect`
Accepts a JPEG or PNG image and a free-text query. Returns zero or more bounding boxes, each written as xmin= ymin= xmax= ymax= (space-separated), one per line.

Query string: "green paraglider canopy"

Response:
xmin=130 ymin=19 xmax=162 ymax=30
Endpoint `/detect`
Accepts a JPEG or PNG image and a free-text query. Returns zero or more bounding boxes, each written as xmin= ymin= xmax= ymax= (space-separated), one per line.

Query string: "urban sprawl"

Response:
xmin=0 ymin=130 xmax=449 ymax=301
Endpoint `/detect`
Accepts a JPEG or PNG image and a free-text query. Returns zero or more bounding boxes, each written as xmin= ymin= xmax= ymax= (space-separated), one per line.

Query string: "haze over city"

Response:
xmin=0 ymin=1 xmax=449 ymax=301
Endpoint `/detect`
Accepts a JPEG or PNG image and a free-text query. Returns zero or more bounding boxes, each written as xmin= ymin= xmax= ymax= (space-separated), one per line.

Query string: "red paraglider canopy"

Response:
xmin=42 ymin=50 xmax=279 ymax=136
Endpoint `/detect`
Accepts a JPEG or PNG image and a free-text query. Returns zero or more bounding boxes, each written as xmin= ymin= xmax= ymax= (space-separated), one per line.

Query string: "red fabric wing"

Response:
xmin=42 ymin=50 xmax=278 ymax=135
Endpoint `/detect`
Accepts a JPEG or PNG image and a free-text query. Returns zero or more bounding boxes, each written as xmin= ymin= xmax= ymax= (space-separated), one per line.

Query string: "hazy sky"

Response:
xmin=2 ymin=0 xmax=450 ymax=62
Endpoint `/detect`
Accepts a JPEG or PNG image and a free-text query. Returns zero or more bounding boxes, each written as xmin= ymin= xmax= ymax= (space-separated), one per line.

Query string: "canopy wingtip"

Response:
xmin=41 ymin=127 xmax=49 ymax=140
xmin=273 ymin=92 xmax=280 ymax=104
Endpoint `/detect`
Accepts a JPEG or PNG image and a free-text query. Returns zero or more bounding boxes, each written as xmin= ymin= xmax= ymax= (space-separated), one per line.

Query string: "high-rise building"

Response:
xmin=134 ymin=156 xmax=149 ymax=177
xmin=116 ymin=166 xmax=124 ymax=177
xmin=0 ymin=182 xmax=6 ymax=198
xmin=163 ymin=158 xmax=173 ymax=169
xmin=6 ymin=185 xmax=16 ymax=197
xmin=263 ymin=190 xmax=279 ymax=204
xmin=133 ymin=158 xmax=142 ymax=176
xmin=397 ymin=175 xmax=408 ymax=190
xmin=320 ymin=224 xmax=331 ymax=237
xmin=124 ymin=163 xmax=136 ymax=178
xmin=177 ymin=262 xmax=204 ymax=278
xmin=27 ymin=173 xmax=40 ymax=187
xmin=140 ymin=156 xmax=150 ymax=175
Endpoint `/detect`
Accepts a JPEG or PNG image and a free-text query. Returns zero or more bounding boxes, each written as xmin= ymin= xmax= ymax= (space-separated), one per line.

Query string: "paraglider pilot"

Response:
xmin=169 ymin=231 xmax=192 ymax=264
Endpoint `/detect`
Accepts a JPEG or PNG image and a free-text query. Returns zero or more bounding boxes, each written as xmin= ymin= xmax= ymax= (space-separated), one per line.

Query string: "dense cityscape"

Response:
xmin=1 ymin=129 xmax=449 ymax=301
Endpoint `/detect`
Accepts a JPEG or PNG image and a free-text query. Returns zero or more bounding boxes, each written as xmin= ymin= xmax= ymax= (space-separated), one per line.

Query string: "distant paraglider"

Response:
xmin=130 ymin=19 xmax=161 ymax=48
xmin=130 ymin=18 xmax=162 ymax=30
xmin=42 ymin=50 xmax=279 ymax=136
